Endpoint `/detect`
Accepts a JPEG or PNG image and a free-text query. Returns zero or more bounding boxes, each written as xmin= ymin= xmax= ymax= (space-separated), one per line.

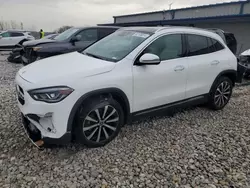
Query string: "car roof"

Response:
xmin=3 ymin=30 xmax=29 ymax=33
xmin=121 ymin=26 xmax=220 ymax=34
xmin=119 ymin=26 xmax=225 ymax=43
xmin=118 ymin=27 xmax=163 ymax=33
xmin=73 ymin=26 xmax=120 ymax=30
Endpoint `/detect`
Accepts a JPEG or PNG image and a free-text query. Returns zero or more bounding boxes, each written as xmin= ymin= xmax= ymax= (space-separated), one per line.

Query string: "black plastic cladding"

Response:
xmin=66 ymin=88 xmax=130 ymax=132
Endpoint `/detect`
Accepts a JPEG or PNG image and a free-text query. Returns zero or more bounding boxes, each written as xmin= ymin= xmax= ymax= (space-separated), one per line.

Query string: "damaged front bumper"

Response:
xmin=21 ymin=114 xmax=71 ymax=148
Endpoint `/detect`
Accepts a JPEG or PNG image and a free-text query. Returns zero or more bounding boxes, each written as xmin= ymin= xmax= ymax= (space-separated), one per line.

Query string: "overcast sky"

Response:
xmin=0 ymin=0 xmax=241 ymax=31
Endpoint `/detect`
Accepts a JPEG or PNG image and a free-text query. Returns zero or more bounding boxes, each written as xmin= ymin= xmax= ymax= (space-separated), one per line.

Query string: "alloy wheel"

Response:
xmin=82 ymin=105 xmax=119 ymax=143
xmin=214 ymin=81 xmax=231 ymax=108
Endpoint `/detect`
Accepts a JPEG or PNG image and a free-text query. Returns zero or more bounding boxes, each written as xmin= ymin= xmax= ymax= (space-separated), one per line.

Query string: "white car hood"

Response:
xmin=18 ymin=52 xmax=116 ymax=84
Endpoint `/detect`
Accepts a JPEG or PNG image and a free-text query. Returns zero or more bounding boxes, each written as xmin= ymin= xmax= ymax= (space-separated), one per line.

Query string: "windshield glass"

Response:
xmin=54 ymin=28 xmax=79 ymax=41
xmin=83 ymin=30 xmax=151 ymax=62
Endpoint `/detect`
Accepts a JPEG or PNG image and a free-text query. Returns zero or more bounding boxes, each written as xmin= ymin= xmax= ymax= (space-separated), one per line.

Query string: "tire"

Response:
xmin=208 ymin=76 xmax=233 ymax=110
xmin=74 ymin=96 xmax=124 ymax=148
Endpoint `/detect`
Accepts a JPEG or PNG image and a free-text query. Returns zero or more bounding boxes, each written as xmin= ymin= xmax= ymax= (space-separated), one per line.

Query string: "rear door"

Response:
xmin=185 ymin=34 xmax=225 ymax=98
xmin=9 ymin=32 xmax=25 ymax=46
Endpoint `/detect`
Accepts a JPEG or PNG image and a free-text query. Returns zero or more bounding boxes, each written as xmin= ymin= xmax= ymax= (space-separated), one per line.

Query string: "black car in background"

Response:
xmin=7 ymin=34 xmax=58 ymax=63
xmin=21 ymin=26 xmax=119 ymax=65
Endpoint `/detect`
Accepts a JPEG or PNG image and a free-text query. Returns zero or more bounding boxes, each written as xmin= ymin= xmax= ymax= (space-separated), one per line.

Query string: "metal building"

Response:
xmin=99 ymin=0 xmax=250 ymax=55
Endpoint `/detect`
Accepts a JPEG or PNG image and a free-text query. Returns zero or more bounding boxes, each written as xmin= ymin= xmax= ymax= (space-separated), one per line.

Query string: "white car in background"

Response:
xmin=15 ymin=26 xmax=237 ymax=148
xmin=0 ymin=30 xmax=35 ymax=48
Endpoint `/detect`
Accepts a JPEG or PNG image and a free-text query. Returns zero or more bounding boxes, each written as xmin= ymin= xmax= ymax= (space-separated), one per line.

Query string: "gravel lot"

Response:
xmin=1 ymin=52 xmax=250 ymax=188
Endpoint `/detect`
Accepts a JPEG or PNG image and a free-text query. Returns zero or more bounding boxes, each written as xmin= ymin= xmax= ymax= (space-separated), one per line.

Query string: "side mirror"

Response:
xmin=138 ymin=53 xmax=161 ymax=65
xmin=71 ymin=35 xmax=81 ymax=43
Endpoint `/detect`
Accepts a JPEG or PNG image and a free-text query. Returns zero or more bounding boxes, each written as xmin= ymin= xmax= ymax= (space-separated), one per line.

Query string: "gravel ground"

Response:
xmin=1 ymin=52 xmax=250 ymax=188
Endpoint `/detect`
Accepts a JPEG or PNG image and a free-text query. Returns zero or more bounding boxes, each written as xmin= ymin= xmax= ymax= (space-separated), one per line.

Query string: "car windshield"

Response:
xmin=54 ymin=28 xmax=79 ymax=41
xmin=83 ymin=30 xmax=151 ymax=62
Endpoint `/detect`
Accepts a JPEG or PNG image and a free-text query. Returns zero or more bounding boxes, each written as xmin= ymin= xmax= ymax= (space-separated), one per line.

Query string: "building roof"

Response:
xmin=113 ymin=0 xmax=248 ymax=18
xmin=99 ymin=0 xmax=250 ymax=26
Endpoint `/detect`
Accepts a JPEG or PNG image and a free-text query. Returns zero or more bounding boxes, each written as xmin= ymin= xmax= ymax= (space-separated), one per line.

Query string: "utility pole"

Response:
xmin=169 ymin=2 xmax=173 ymax=10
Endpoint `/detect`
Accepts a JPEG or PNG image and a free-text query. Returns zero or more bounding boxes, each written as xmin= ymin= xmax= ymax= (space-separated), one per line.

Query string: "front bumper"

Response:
xmin=22 ymin=47 xmax=38 ymax=65
xmin=15 ymin=74 xmax=78 ymax=147
xmin=237 ymin=62 xmax=249 ymax=83
xmin=21 ymin=114 xmax=71 ymax=148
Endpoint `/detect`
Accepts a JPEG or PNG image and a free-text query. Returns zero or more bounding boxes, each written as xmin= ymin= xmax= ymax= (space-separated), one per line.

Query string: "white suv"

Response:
xmin=15 ymin=27 xmax=237 ymax=148
xmin=0 ymin=30 xmax=34 ymax=48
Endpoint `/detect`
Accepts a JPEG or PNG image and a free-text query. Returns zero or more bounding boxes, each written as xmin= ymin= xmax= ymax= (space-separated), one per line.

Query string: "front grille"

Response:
xmin=21 ymin=114 xmax=42 ymax=145
xmin=16 ymin=85 xmax=25 ymax=105
xmin=23 ymin=47 xmax=32 ymax=58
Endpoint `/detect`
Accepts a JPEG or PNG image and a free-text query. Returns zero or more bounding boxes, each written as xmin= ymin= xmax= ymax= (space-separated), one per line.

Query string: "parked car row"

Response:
xmin=20 ymin=26 xmax=119 ymax=65
xmin=0 ymin=30 xmax=35 ymax=48
xmin=15 ymin=26 xmax=243 ymax=148
xmin=7 ymin=33 xmax=58 ymax=63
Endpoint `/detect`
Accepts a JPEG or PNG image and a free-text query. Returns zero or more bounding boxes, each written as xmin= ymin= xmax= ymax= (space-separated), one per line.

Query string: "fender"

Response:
xmin=210 ymin=69 xmax=237 ymax=92
xmin=67 ymin=88 xmax=131 ymax=132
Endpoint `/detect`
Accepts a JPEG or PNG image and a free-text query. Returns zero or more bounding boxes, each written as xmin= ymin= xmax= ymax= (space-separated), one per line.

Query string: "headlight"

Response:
xmin=32 ymin=47 xmax=42 ymax=51
xmin=28 ymin=86 xmax=74 ymax=103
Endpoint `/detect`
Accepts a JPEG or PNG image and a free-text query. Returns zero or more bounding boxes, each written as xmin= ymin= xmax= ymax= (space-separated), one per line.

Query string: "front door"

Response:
xmin=133 ymin=34 xmax=188 ymax=112
xmin=74 ymin=28 xmax=98 ymax=51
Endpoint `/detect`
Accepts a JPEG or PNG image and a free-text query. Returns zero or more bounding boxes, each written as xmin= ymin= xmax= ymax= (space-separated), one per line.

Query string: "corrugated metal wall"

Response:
xmin=174 ymin=4 xmax=241 ymax=19
xmin=115 ymin=1 xmax=250 ymax=24
xmin=243 ymin=2 xmax=250 ymax=13
xmin=115 ymin=12 xmax=166 ymax=23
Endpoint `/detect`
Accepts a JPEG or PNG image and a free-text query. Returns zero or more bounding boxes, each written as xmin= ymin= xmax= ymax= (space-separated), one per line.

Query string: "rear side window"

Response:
xmin=210 ymin=38 xmax=224 ymax=51
xmin=187 ymin=34 xmax=209 ymax=56
xmin=10 ymin=32 xmax=24 ymax=37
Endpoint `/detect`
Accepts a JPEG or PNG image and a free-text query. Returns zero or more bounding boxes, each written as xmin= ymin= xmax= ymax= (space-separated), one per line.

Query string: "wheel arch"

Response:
xmin=18 ymin=38 xmax=28 ymax=45
xmin=210 ymin=70 xmax=237 ymax=92
xmin=67 ymin=88 xmax=131 ymax=132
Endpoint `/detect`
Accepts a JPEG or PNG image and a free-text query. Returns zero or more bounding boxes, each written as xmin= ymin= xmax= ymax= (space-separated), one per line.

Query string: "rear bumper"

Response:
xmin=22 ymin=114 xmax=71 ymax=148
xmin=237 ymin=62 xmax=248 ymax=83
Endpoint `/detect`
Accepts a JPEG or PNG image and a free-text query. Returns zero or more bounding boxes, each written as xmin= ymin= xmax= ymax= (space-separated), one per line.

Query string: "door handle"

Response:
xmin=174 ymin=65 xmax=185 ymax=72
xmin=211 ymin=60 xmax=220 ymax=65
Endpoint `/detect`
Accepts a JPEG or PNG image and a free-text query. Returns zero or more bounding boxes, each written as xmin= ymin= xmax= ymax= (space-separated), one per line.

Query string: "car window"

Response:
xmin=77 ymin=29 xmax=98 ymax=42
xmin=84 ymin=30 xmax=151 ymax=62
xmin=142 ymin=34 xmax=183 ymax=61
xmin=187 ymin=34 xmax=210 ymax=56
xmin=0 ymin=32 xmax=10 ymax=37
xmin=54 ymin=28 xmax=79 ymax=41
xmin=10 ymin=32 xmax=24 ymax=37
xmin=207 ymin=37 xmax=216 ymax=53
xmin=211 ymin=38 xmax=225 ymax=51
